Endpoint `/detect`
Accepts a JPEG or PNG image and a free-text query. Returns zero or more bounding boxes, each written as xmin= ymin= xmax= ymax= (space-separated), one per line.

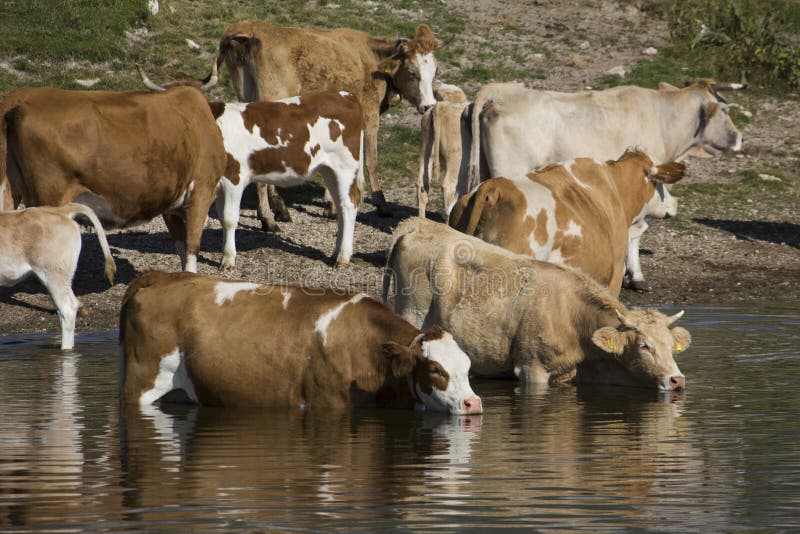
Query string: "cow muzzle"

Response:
xmin=461 ymin=395 xmax=483 ymax=415
xmin=661 ymin=374 xmax=686 ymax=391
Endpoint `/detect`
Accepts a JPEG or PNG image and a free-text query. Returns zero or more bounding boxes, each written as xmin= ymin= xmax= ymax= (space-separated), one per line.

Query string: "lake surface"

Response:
xmin=1 ymin=304 xmax=798 ymax=531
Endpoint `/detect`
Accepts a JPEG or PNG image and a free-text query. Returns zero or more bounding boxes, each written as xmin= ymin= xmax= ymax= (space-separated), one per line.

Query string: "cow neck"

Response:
xmin=659 ymin=90 xmax=706 ymax=161
xmin=575 ymin=278 xmax=629 ymax=359
xmin=612 ymin=160 xmax=655 ymax=226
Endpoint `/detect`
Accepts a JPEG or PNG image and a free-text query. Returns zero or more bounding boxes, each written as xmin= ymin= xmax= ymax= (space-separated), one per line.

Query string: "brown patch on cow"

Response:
xmin=652 ymin=161 xmax=686 ymax=184
xmin=413 ymin=358 xmax=449 ymax=396
xmin=422 ymin=326 xmax=446 ymax=342
xmin=223 ymin=154 xmax=241 ymax=186
xmin=349 ymin=180 xmax=361 ymax=207
xmin=208 ymin=102 xmax=226 ymax=120
xmin=403 ymin=24 xmax=441 ymax=56
xmin=328 ymin=119 xmax=342 ymax=142
xmin=534 ymin=209 xmax=549 ymax=246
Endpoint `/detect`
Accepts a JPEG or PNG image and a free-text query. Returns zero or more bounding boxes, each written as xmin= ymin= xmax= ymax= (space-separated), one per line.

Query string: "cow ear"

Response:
xmin=651 ymin=162 xmax=686 ymax=184
xmin=671 ymin=327 xmax=692 ymax=353
xmin=377 ymin=57 xmax=402 ymax=77
xmin=592 ymin=327 xmax=625 ymax=355
xmin=659 ymin=81 xmax=680 ymax=92
xmin=382 ymin=342 xmax=416 ymax=377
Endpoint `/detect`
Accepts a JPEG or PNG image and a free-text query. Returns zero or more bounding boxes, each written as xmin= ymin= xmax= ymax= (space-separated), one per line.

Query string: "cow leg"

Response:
xmin=322 ymin=169 xmax=357 ymax=267
xmin=624 ymin=222 xmax=649 ymax=292
xmin=37 ymin=269 xmax=80 ymax=350
xmin=267 ymin=185 xmax=292 ymax=222
xmin=163 ymin=213 xmax=189 ymax=271
xmin=322 ymin=188 xmax=338 ymax=219
xmin=364 ymin=114 xmax=391 ymax=217
xmin=181 ymin=186 xmax=217 ymax=273
xmin=255 ymin=183 xmax=280 ymax=232
xmin=214 ymin=184 xmax=244 ymax=271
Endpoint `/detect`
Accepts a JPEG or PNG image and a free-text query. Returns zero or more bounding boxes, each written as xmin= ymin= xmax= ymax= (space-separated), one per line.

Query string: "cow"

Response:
xmin=448 ymin=150 xmax=686 ymax=296
xmin=468 ymin=79 xmax=745 ymax=290
xmin=0 ymin=81 xmax=227 ymax=272
xmin=119 ymin=270 xmax=483 ymax=414
xmin=215 ymin=21 xmax=442 ymax=224
xmin=432 ymin=80 xmax=467 ymax=103
xmin=0 ymin=204 xmax=115 ymax=349
xmin=417 ymin=100 xmax=472 ymax=217
xmin=138 ymin=67 xmax=365 ymax=269
xmin=382 ymin=217 xmax=691 ymax=390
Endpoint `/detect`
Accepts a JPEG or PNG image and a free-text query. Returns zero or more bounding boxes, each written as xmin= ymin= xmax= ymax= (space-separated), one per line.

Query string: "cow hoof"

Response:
xmin=322 ymin=205 xmax=337 ymax=219
xmin=629 ymin=280 xmax=650 ymax=292
xmin=220 ymin=261 xmax=235 ymax=272
xmin=274 ymin=209 xmax=292 ymax=223
xmin=260 ymin=220 xmax=280 ymax=233
xmin=77 ymin=306 xmax=89 ymax=318
xmin=371 ymin=191 xmax=392 ymax=217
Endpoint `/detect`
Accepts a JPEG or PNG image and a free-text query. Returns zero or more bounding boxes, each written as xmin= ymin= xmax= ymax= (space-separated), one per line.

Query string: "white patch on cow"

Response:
xmin=565 ymin=161 xmax=591 ymax=189
xmin=139 ymin=348 xmax=198 ymax=406
xmin=314 ymin=294 xmax=366 ymax=346
xmin=417 ymin=53 xmax=437 ymax=109
xmin=417 ymin=332 xmax=481 ymax=414
xmin=548 ymin=247 xmax=566 ymax=266
xmin=339 ymin=91 xmax=352 ymax=98
xmin=513 ymin=178 xmax=558 ymax=261
xmin=281 ymin=289 xmax=292 ymax=310
xmin=278 ymin=96 xmax=301 ymax=106
xmin=564 ymin=219 xmax=583 ymax=238
xmin=168 ymin=180 xmax=195 ymax=211
xmin=214 ymin=281 xmax=260 ymax=306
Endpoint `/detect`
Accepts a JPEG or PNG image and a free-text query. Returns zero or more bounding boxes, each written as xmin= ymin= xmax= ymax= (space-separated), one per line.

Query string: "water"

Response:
xmin=0 ymin=304 xmax=798 ymax=531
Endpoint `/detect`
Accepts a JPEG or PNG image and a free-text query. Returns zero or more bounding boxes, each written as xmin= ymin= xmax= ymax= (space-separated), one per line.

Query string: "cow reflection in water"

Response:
xmin=117 ymin=403 xmax=484 ymax=522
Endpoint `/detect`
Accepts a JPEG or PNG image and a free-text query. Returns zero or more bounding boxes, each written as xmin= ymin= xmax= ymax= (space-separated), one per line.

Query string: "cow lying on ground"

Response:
xmin=0 ymin=80 xmax=226 ymax=272
xmin=382 ymin=218 xmax=690 ymax=390
xmin=449 ymin=150 xmax=686 ymax=296
xmin=0 ymin=204 xmax=115 ymax=349
xmin=417 ymin=100 xmax=472 ymax=217
xmin=119 ymin=271 xmax=482 ymax=414
xmin=468 ymin=79 xmax=745 ymax=290
xmin=139 ymin=67 xmax=365 ymax=269
xmin=215 ymin=21 xmax=442 ymax=223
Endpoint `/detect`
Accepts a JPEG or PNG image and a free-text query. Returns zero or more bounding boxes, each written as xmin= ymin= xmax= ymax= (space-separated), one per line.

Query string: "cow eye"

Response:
xmin=638 ymin=340 xmax=652 ymax=352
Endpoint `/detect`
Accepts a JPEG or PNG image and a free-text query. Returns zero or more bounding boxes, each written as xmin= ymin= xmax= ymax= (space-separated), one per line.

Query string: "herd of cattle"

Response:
xmin=0 ymin=20 xmax=747 ymax=414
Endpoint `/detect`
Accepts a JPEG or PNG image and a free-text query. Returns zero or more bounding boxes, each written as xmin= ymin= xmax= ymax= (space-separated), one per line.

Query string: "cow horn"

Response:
xmin=136 ymin=64 xmax=166 ymax=92
xmin=615 ymin=309 xmax=636 ymax=330
xmin=200 ymin=60 xmax=218 ymax=92
xmin=666 ymin=310 xmax=685 ymax=325
xmin=711 ymin=81 xmax=748 ymax=92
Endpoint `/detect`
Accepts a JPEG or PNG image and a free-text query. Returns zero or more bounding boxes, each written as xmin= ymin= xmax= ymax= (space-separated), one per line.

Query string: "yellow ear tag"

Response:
xmin=383 ymin=66 xmax=392 ymax=73
xmin=675 ymin=343 xmax=682 ymax=351
xmin=607 ymin=339 xmax=616 ymax=351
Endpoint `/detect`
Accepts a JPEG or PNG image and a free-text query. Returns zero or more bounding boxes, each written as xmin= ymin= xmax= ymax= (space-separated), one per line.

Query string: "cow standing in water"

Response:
xmin=120 ymin=271 xmax=482 ymax=414
xmin=468 ymin=79 xmax=745 ymax=290
xmin=214 ymin=21 xmax=442 ymax=225
xmin=0 ymin=80 xmax=226 ymax=272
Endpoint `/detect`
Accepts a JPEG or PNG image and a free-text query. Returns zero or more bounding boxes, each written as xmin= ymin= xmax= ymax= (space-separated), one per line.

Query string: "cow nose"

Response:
xmin=462 ymin=396 xmax=483 ymax=414
xmin=420 ymin=103 xmax=435 ymax=113
xmin=669 ymin=375 xmax=685 ymax=390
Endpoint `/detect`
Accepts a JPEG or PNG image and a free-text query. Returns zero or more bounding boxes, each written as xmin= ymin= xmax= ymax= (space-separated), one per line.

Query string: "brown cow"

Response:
xmin=383 ymin=217 xmax=691 ymax=390
xmin=215 ymin=21 xmax=442 ymax=223
xmin=448 ymin=150 xmax=686 ymax=296
xmin=0 ymin=83 xmax=226 ymax=272
xmin=0 ymin=204 xmax=115 ymax=349
xmin=119 ymin=271 xmax=482 ymax=414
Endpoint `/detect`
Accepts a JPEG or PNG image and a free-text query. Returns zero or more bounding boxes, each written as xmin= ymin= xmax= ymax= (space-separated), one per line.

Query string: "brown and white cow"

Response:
xmin=468 ymin=79 xmax=745 ymax=290
xmin=215 ymin=21 xmax=442 ymax=222
xmin=119 ymin=271 xmax=482 ymax=414
xmin=383 ymin=217 xmax=691 ymax=390
xmin=448 ymin=150 xmax=686 ymax=296
xmin=0 ymin=83 xmax=226 ymax=272
xmin=417 ymin=100 xmax=472 ymax=217
xmin=0 ymin=204 xmax=115 ymax=349
xmin=137 ymin=66 xmax=365 ymax=268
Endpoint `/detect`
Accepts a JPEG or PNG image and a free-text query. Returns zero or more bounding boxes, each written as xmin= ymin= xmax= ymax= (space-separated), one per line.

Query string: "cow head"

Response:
xmin=383 ymin=328 xmax=482 ymax=414
xmin=662 ymin=79 xmax=744 ymax=157
xmin=591 ymin=309 xmax=690 ymax=391
xmin=376 ymin=24 xmax=442 ymax=114
xmin=616 ymin=149 xmax=686 ymax=219
xmin=135 ymin=62 xmax=218 ymax=93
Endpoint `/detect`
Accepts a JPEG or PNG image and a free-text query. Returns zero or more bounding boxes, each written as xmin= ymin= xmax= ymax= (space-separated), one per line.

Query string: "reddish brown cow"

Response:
xmin=0 ymin=84 xmax=226 ymax=272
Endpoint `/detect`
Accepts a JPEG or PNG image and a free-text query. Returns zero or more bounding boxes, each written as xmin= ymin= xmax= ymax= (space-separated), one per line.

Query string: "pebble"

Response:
xmin=186 ymin=39 xmax=201 ymax=50
xmin=75 ymin=79 xmax=100 ymax=88
xmin=758 ymin=173 xmax=782 ymax=182
xmin=642 ymin=47 xmax=658 ymax=55
xmin=606 ymin=66 xmax=626 ymax=77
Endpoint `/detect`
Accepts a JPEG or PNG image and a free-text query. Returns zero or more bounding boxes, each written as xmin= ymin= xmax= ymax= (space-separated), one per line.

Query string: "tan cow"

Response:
xmin=383 ymin=218 xmax=691 ymax=390
xmin=120 ymin=271 xmax=482 ymax=414
xmin=417 ymin=100 xmax=472 ymax=217
xmin=215 ymin=21 xmax=442 ymax=223
xmin=449 ymin=150 xmax=686 ymax=296
xmin=0 ymin=204 xmax=115 ymax=349
xmin=468 ymin=79 xmax=745 ymax=290
xmin=0 ymin=83 xmax=226 ymax=272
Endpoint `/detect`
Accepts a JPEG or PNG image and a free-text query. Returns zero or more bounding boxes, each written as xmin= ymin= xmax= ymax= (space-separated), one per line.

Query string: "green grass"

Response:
xmin=376 ymin=125 xmax=420 ymax=189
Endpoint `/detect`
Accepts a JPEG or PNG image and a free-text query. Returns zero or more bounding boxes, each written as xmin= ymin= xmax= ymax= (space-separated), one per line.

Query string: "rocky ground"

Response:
xmin=1 ymin=0 xmax=798 ymax=338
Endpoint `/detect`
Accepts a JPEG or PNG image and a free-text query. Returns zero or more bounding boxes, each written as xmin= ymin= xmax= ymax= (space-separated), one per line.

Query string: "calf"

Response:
xmin=417 ymin=100 xmax=472 ymax=218
xmin=448 ymin=150 xmax=686 ymax=296
xmin=120 ymin=271 xmax=482 ymax=414
xmin=0 ymin=204 xmax=115 ymax=349
xmin=210 ymin=92 xmax=364 ymax=268
xmin=383 ymin=218 xmax=691 ymax=390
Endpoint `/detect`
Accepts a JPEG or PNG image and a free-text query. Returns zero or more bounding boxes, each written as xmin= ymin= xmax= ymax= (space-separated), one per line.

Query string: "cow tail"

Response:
xmin=381 ymin=218 xmax=421 ymax=303
xmin=67 ymin=203 xmax=116 ymax=286
xmin=468 ymin=96 xmax=488 ymax=192
xmin=0 ymin=106 xmax=10 ymax=211
xmin=462 ymin=182 xmax=491 ymax=236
